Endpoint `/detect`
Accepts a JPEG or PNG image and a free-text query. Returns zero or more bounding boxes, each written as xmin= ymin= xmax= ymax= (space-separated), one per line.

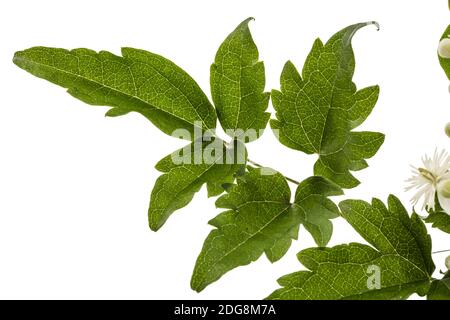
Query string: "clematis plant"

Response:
xmin=12 ymin=18 xmax=450 ymax=299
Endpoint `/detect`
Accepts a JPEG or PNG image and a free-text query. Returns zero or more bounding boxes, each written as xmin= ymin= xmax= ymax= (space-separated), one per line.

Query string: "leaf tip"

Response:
xmin=341 ymin=21 xmax=381 ymax=46
xmin=148 ymin=222 xmax=160 ymax=232
xmin=338 ymin=199 xmax=351 ymax=212
xmin=283 ymin=60 xmax=295 ymax=70
xmin=148 ymin=213 xmax=163 ymax=232
xmin=366 ymin=21 xmax=380 ymax=31
xmin=237 ymin=17 xmax=255 ymax=30
xmin=190 ymin=275 xmax=205 ymax=293
xmin=12 ymin=50 xmax=25 ymax=67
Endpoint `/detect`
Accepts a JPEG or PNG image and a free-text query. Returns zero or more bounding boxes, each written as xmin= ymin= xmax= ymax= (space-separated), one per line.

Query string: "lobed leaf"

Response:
xmin=267 ymin=196 xmax=435 ymax=299
xmin=191 ymin=167 xmax=295 ymax=292
xmin=191 ymin=170 xmax=342 ymax=292
xmin=270 ymin=22 xmax=383 ymax=188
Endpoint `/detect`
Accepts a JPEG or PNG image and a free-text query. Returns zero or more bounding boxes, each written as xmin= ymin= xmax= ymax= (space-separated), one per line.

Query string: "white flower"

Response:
xmin=405 ymin=150 xmax=450 ymax=214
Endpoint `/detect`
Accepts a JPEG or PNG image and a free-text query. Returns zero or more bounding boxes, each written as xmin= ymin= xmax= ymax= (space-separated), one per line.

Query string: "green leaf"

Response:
xmin=270 ymin=22 xmax=383 ymax=188
xmin=211 ymin=18 xmax=270 ymax=142
xmin=438 ymin=25 xmax=450 ymax=80
xmin=341 ymin=196 xmax=435 ymax=276
xmin=267 ymin=196 xmax=434 ymax=300
xmin=427 ymin=272 xmax=450 ymax=300
xmin=191 ymin=167 xmax=297 ymax=292
xmin=425 ymin=211 xmax=450 ymax=234
xmin=191 ymin=170 xmax=342 ymax=292
xmin=148 ymin=138 xmax=246 ymax=231
xmin=424 ymin=195 xmax=450 ymax=234
xmin=13 ymin=47 xmax=216 ymax=139
xmin=293 ymin=176 xmax=343 ymax=247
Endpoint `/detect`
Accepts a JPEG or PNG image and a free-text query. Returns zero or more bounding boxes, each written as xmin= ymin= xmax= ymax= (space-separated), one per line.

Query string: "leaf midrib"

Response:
xmin=15 ymin=54 xmax=212 ymax=131
xmin=317 ymin=38 xmax=348 ymax=155
xmin=193 ymin=204 xmax=292 ymax=288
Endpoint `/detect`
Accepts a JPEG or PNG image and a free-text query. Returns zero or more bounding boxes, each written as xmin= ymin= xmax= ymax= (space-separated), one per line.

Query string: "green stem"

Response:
xmin=433 ymin=249 xmax=450 ymax=254
xmin=223 ymin=139 xmax=300 ymax=185
xmin=247 ymin=158 xmax=300 ymax=185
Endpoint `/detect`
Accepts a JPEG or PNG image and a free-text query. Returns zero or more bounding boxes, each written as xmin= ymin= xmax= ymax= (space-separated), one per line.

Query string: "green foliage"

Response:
xmin=424 ymin=196 xmax=450 ymax=234
xmin=13 ymin=47 xmax=216 ymax=138
xmin=191 ymin=169 xmax=342 ymax=292
xmin=268 ymin=196 xmax=435 ymax=299
xmin=14 ymin=18 xmax=443 ymax=301
xmin=191 ymin=167 xmax=294 ymax=292
xmin=270 ymin=22 xmax=384 ymax=188
xmin=149 ymin=139 xmax=246 ymax=231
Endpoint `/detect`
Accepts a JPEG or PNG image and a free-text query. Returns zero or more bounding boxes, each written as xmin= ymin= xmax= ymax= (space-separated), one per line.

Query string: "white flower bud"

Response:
xmin=438 ymin=38 xmax=450 ymax=59
xmin=446 ymin=123 xmax=450 ymax=138
xmin=446 ymin=255 xmax=450 ymax=270
xmin=438 ymin=179 xmax=450 ymax=199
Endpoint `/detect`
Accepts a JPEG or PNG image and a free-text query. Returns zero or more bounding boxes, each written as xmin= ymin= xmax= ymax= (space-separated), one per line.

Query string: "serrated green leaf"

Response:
xmin=268 ymin=243 xmax=431 ymax=300
xmin=270 ymin=22 xmax=383 ymax=188
xmin=267 ymin=196 xmax=434 ymax=300
xmin=13 ymin=47 xmax=216 ymax=138
xmin=191 ymin=170 xmax=342 ymax=291
xmin=341 ymin=196 xmax=435 ymax=275
xmin=149 ymin=139 xmax=246 ymax=231
xmin=211 ymin=18 xmax=270 ymax=142
xmin=191 ymin=168 xmax=297 ymax=292
xmin=427 ymin=272 xmax=450 ymax=300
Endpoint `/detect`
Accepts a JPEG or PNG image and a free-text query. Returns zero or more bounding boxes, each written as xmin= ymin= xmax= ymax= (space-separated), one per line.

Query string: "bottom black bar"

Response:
xmin=0 ymin=300 xmax=446 ymax=319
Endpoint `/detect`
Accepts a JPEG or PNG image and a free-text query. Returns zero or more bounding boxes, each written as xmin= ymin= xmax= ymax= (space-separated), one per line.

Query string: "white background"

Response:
xmin=0 ymin=0 xmax=449 ymax=299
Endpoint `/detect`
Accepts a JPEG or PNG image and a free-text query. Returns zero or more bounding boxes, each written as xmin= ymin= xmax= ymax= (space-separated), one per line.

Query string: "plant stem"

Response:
xmin=432 ymin=249 xmax=450 ymax=254
xmin=247 ymin=158 xmax=300 ymax=185
xmin=223 ymin=140 xmax=300 ymax=185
